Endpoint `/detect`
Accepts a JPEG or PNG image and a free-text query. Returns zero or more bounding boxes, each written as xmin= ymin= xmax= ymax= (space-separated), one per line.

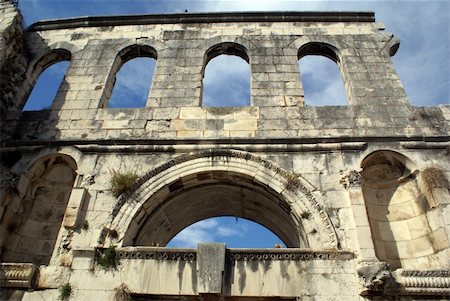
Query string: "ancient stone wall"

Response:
xmin=0 ymin=9 xmax=449 ymax=301
xmin=0 ymin=0 xmax=27 ymax=119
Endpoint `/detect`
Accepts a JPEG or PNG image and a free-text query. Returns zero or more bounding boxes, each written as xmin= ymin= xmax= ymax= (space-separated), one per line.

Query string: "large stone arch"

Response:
xmin=99 ymin=150 xmax=338 ymax=250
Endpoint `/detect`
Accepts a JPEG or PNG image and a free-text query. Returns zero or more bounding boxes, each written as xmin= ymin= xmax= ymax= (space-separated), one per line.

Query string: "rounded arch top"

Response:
xmin=204 ymin=42 xmax=249 ymax=65
xmin=30 ymin=48 xmax=72 ymax=75
xmin=25 ymin=153 xmax=78 ymax=180
xmin=100 ymin=149 xmax=339 ymax=250
xmin=297 ymin=41 xmax=340 ymax=63
xmin=117 ymin=44 xmax=158 ymax=63
xmin=361 ymin=150 xmax=418 ymax=188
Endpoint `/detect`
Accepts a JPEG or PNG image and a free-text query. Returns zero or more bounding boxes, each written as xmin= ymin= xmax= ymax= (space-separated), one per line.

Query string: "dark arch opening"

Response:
xmin=202 ymin=43 xmax=250 ymax=107
xmin=22 ymin=49 xmax=71 ymax=111
xmin=103 ymin=45 xmax=157 ymax=108
xmin=122 ymin=171 xmax=306 ymax=249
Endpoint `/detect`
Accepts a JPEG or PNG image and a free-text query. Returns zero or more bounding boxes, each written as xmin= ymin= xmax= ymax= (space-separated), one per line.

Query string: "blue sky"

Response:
xmin=18 ymin=0 xmax=449 ymax=247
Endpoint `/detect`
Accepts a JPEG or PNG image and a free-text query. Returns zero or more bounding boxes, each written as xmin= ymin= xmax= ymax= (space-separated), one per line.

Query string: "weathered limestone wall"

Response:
xmin=0 ymin=10 xmax=449 ymax=301
xmin=1 ymin=13 xmax=448 ymax=142
xmin=0 ymin=0 xmax=27 ymax=119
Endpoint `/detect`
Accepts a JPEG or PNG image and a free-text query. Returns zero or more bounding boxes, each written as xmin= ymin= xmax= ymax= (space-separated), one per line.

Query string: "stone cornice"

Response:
xmin=28 ymin=11 xmax=375 ymax=31
xmin=1 ymin=137 xmax=449 ymax=153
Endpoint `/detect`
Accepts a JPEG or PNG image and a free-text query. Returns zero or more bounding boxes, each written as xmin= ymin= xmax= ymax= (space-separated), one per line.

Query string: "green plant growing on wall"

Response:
xmin=96 ymin=246 xmax=117 ymax=270
xmin=300 ymin=211 xmax=311 ymax=219
xmin=115 ymin=283 xmax=131 ymax=301
xmin=58 ymin=283 xmax=72 ymax=300
xmin=108 ymin=229 xmax=119 ymax=240
xmin=110 ymin=169 xmax=138 ymax=197
xmin=284 ymin=171 xmax=301 ymax=191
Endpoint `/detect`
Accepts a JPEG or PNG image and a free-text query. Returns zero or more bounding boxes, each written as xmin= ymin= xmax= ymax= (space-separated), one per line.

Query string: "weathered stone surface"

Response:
xmin=197 ymin=243 xmax=226 ymax=294
xmin=0 ymin=8 xmax=448 ymax=301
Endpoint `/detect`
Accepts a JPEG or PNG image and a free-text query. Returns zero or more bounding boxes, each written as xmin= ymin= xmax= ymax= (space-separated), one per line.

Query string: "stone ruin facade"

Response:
xmin=0 ymin=0 xmax=449 ymax=300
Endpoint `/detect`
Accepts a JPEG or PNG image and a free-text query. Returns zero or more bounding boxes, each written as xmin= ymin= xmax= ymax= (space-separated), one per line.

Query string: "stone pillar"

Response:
xmin=197 ymin=243 xmax=226 ymax=296
xmin=345 ymin=170 xmax=378 ymax=263
xmin=340 ymin=33 xmax=408 ymax=106
xmin=250 ymin=38 xmax=303 ymax=107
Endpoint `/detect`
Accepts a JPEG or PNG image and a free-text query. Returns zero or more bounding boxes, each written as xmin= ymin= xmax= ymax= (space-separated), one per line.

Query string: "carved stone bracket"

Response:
xmin=0 ymin=263 xmax=38 ymax=289
xmin=358 ymin=262 xmax=398 ymax=296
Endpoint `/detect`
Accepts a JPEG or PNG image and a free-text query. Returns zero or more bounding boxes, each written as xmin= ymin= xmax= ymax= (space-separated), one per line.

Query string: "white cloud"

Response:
xmin=299 ymin=56 xmax=348 ymax=106
xmin=168 ymin=217 xmax=248 ymax=248
xmin=108 ymin=57 xmax=156 ymax=108
xmin=169 ymin=219 xmax=219 ymax=248
xmin=217 ymin=225 xmax=245 ymax=237
xmin=203 ymin=55 xmax=250 ymax=106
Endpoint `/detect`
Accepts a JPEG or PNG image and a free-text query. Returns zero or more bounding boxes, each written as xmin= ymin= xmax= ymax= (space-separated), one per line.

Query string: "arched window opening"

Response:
xmin=298 ymin=42 xmax=348 ymax=106
xmin=22 ymin=49 xmax=71 ymax=111
xmin=104 ymin=45 xmax=157 ymax=108
xmin=167 ymin=217 xmax=287 ymax=248
xmin=202 ymin=43 xmax=250 ymax=107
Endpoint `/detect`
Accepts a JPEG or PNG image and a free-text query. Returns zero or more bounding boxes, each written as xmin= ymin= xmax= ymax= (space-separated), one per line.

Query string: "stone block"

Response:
xmin=63 ymin=188 xmax=86 ymax=229
xmin=197 ymin=243 xmax=226 ymax=294
xmin=223 ymin=119 xmax=257 ymax=131
xmin=180 ymin=107 xmax=207 ymax=119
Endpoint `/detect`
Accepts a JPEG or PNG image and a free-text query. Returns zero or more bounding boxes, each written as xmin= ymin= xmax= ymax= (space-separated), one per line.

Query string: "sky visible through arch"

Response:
xmin=18 ymin=0 xmax=449 ymax=247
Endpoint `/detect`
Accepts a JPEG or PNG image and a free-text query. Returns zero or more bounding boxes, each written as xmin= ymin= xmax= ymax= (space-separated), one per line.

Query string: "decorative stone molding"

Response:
xmin=229 ymin=249 xmax=354 ymax=261
xmin=394 ymin=269 xmax=450 ymax=295
xmin=358 ymin=264 xmax=450 ymax=297
xmin=0 ymin=263 xmax=38 ymax=289
xmin=113 ymin=247 xmax=354 ymax=262
xmin=116 ymin=247 xmax=197 ymax=261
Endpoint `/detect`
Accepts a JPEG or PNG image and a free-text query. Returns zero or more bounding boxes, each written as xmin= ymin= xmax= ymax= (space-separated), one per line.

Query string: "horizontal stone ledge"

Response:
xmin=228 ymin=248 xmax=355 ymax=261
xmin=74 ymin=142 xmax=367 ymax=153
xmin=116 ymin=247 xmax=198 ymax=261
xmin=401 ymin=141 xmax=450 ymax=149
xmin=28 ymin=11 xmax=375 ymax=31
xmin=76 ymin=247 xmax=354 ymax=262
xmin=2 ymin=135 xmax=448 ymax=151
